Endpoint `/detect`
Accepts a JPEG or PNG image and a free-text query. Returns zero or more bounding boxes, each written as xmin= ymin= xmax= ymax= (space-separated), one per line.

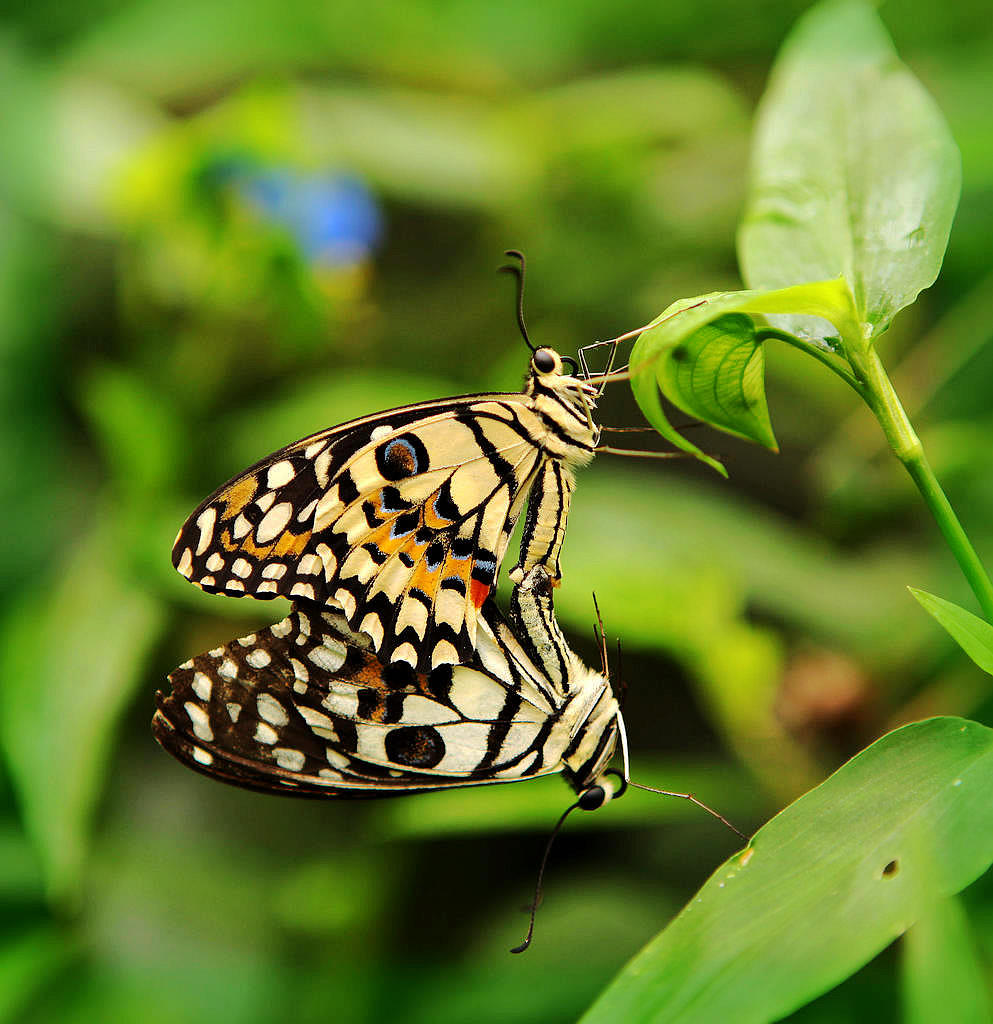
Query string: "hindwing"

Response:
xmin=172 ymin=394 xmax=553 ymax=671
xmin=153 ymin=598 xmax=595 ymax=798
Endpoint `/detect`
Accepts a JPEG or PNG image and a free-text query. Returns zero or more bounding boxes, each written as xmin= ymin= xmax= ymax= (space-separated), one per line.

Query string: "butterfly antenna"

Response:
xmin=591 ymin=592 xmax=609 ymax=678
xmin=511 ymin=797 xmax=585 ymax=953
xmin=499 ymin=249 xmax=536 ymax=353
xmin=628 ymin=780 xmax=747 ymax=841
xmin=616 ymin=636 xmax=628 ymax=709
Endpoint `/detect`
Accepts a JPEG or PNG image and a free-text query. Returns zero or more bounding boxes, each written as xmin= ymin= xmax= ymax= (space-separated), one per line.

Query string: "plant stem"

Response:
xmin=756 ymin=329 xmax=861 ymax=391
xmin=852 ymin=346 xmax=993 ymax=622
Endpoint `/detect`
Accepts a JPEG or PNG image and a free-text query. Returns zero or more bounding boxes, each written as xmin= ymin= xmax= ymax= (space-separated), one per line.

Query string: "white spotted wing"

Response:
xmin=153 ymin=569 xmax=619 ymax=798
xmin=173 ymin=354 xmax=598 ymax=673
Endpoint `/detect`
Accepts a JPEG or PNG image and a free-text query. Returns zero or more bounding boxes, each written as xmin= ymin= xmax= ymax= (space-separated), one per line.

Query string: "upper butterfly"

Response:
xmin=172 ymin=344 xmax=601 ymax=672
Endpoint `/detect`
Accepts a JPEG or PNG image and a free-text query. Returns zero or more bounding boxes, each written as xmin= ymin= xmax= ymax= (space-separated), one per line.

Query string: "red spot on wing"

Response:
xmin=469 ymin=578 xmax=490 ymax=610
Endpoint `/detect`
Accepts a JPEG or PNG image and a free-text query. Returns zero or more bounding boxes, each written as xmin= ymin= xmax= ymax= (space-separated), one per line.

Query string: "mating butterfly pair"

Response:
xmin=155 ymin=276 xmax=630 ymax=814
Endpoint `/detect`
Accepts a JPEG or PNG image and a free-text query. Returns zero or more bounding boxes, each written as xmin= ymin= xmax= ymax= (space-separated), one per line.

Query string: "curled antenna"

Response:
xmin=512 ymin=787 xmax=606 ymax=953
xmin=498 ymin=249 xmax=536 ymax=353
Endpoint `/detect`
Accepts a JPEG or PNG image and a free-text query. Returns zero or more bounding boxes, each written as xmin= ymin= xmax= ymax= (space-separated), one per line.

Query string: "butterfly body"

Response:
xmin=172 ymin=348 xmax=600 ymax=672
xmin=154 ymin=566 xmax=620 ymax=801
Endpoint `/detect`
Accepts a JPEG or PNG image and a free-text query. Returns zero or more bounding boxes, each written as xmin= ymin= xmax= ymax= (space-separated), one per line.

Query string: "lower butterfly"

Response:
xmin=154 ymin=566 xmax=626 ymax=806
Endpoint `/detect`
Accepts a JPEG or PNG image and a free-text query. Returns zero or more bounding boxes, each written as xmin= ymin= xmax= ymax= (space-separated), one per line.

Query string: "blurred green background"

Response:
xmin=1 ymin=0 xmax=992 ymax=1020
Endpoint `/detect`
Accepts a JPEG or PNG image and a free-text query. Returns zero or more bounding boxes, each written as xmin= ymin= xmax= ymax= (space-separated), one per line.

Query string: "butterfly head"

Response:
xmin=526 ymin=346 xmax=599 ymax=446
xmin=529 ymin=346 xmax=590 ymax=391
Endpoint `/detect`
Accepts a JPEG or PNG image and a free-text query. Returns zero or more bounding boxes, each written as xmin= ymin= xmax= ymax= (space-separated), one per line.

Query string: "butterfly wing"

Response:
xmin=172 ymin=394 xmax=549 ymax=670
xmin=153 ymin=602 xmax=570 ymax=798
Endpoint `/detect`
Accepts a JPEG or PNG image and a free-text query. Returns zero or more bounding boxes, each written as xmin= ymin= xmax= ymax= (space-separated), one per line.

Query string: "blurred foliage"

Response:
xmin=0 ymin=0 xmax=992 ymax=1021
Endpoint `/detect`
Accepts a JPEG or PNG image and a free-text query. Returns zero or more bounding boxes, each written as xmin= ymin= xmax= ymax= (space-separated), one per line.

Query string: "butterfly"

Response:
xmin=172 ymin=278 xmax=615 ymax=672
xmin=153 ymin=565 xmax=625 ymax=807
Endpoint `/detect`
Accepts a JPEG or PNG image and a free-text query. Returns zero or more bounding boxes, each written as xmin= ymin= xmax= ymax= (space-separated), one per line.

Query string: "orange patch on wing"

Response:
xmin=408 ymin=555 xmax=443 ymax=604
xmin=273 ymin=531 xmax=309 ymax=557
xmin=422 ymin=487 xmax=454 ymax=531
xmin=362 ymin=518 xmax=415 ymax=562
xmin=220 ymin=477 xmax=258 ymax=517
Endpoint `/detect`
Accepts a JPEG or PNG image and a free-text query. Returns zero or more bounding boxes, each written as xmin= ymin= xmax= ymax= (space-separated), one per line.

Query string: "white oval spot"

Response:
xmin=232 ymin=558 xmax=252 ymax=579
xmin=271 ymin=618 xmax=294 ymax=638
xmin=256 ymin=502 xmax=293 ymax=544
xmin=184 ymin=702 xmax=214 ymax=742
xmin=274 ymin=747 xmax=306 ymax=771
xmin=192 ymin=746 xmax=214 ymax=766
xmin=246 ymin=648 xmax=271 ymax=669
xmin=267 ymin=460 xmax=297 ymax=488
xmin=195 ymin=507 xmax=217 ymax=555
xmin=192 ymin=672 xmax=212 ymax=702
xmin=257 ymin=692 xmax=289 ymax=726
xmin=255 ymin=722 xmax=278 ymax=745
xmin=308 ymin=642 xmax=346 ymax=673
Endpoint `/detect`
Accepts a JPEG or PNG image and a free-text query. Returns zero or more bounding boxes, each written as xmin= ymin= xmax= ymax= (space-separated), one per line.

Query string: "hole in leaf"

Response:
xmin=881 ymin=859 xmax=899 ymax=878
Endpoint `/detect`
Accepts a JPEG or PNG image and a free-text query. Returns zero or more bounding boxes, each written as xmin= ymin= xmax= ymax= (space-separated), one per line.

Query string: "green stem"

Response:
xmin=756 ymin=329 xmax=862 ymax=391
xmin=852 ymin=346 xmax=993 ymax=622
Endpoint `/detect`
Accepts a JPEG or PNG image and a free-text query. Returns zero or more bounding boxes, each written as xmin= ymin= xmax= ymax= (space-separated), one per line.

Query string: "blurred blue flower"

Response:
xmin=234 ymin=166 xmax=383 ymax=266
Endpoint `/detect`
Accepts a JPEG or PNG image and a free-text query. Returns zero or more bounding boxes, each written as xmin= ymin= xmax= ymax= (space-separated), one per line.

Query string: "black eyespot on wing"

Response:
xmin=532 ymin=348 xmax=557 ymax=374
xmin=375 ymin=433 xmax=429 ymax=481
xmin=383 ymin=662 xmax=417 ymax=691
xmin=385 ymin=725 xmax=445 ymax=769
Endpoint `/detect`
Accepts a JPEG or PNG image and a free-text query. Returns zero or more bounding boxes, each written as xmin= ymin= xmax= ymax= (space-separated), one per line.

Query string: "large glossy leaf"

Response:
xmin=0 ymin=522 xmax=166 ymax=905
xmin=583 ymin=717 xmax=993 ymax=1024
xmin=738 ymin=0 xmax=961 ymax=336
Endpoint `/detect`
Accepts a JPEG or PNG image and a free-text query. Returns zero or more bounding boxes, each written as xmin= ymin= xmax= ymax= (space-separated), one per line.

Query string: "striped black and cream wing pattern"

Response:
xmin=154 ymin=567 xmax=620 ymax=800
xmin=172 ymin=348 xmax=599 ymax=672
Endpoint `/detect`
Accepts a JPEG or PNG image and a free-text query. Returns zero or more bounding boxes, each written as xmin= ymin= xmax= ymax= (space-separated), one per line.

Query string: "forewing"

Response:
xmin=172 ymin=396 xmax=544 ymax=669
xmin=153 ymin=603 xmax=563 ymax=798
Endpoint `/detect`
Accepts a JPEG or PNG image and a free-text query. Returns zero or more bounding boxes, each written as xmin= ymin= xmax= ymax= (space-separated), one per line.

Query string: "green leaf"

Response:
xmin=0 ymin=521 xmax=166 ymax=905
xmin=630 ymin=279 xmax=858 ymax=464
xmin=909 ymin=589 xmax=993 ymax=676
xmin=738 ymin=0 xmax=961 ymax=336
xmin=658 ymin=313 xmax=776 ymax=451
xmin=902 ymin=895 xmax=992 ymax=1024
xmin=583 ymin=717 xmax=993 ymax=1024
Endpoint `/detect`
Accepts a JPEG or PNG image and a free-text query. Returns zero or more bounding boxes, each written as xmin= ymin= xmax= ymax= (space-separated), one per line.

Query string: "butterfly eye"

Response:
xmin=532 ymin=348 xmax=558 ymax=374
